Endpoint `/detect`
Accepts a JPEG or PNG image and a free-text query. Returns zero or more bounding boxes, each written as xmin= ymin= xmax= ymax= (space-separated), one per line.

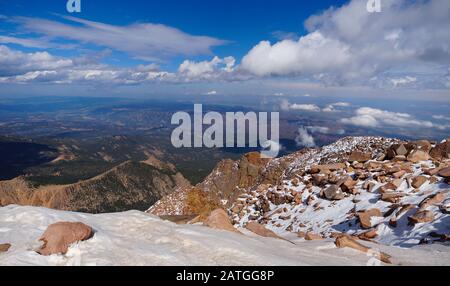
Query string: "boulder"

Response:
xmin=305 ymin=232 xmax=323 ymax=241
xmin=381 ymin=193 xmax=405 ymax=203
xmin=348 ymin=151 xmax=372 ymax=163
xmin=323 ymin=185 xmax=345 ymax=200
xmin=394 ymin=144 xmax=408 ymax=156
xmin=335 ymin=235 xmax=391 ymax=264
xmin=440 ymin=199 xmax=450 ymax=214
xmin=430 ymin=141 xmax=450 ymax=161
xmin=358 ymin=209 xmax=383 ymax=229
xmin=419 ymin=193 xmax=446 ymax=210
xmin=0 ymin=243 xmax=11 ymax=253
xmin=340 ymin=178 xmax=358 ymax=194
xmin=411 ymin=176 xmax=427 ymax=189
xmin=408 ymin=210 xmax=435 ymax=225
xmin=246 ymin=221 xmax=281 ymax=239
xmin=38 ymin=222 xmax=94 ymax=256
xmin=413 ymin=140 xmax=432 ymax=153
xmin=407 ymin=150 xmax=430 ymax=163
xmin=358 ymin=229 xmax=378 ymax=240
xmin=204 ymin=209 xmax=240 ymax=233
xmin=438 ymin=167 xmax=450 ymax=179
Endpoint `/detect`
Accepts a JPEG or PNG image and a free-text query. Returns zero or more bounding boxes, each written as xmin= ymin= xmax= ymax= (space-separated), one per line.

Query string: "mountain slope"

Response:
xmin=0 ymin=157 xmax=191 ymax=213
xmin=151 ymin=137 xmax=450 ymax=248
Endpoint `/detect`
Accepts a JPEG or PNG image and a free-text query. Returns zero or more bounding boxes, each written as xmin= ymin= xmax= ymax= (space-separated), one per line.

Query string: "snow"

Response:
xmin=1 ymin=205 xmax=449 ymax=266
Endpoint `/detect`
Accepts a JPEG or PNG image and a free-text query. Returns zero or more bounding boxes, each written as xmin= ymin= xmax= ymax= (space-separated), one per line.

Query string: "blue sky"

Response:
xmin=0 ymin=0 xmax=347 ymax=70
xmin=0 ymin=0 xmax=449 ymax=104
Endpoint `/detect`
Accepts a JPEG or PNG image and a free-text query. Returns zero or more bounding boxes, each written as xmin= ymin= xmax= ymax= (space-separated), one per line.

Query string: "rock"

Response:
xmin=380 ymin=182 xmax=398 ymax=193
xmin=348 ymin=151 xmax=372 ymax=163
xmin=419 ymin=193 xmax=446 ymax=210
xmin=38 ymin=222 xmax=94 ymax=256
xmin=305 ymin=232 xmax=323 ymax=240
xmin=393 ymin=170 xmax=407 ymax=179
xmin=430 ymin=141 xmax=450 ymax=161
xmin=438 ymin=167 xmax=450 ymax=179
xmin=297 ymin=231 xmax=306 ymax=238
xmin=394 ymin=144 xmax=408 ymax=156
xmin=0 ymin=243 xmax=11 ymax=253
xmin=358 ymin=229 xmax=378 ymax=240
xmin=358 ymin=209 xmax=383 ymax=229
xmin=408 ymin=210 xmax=435 ymax=225
xmin=381 ymin=193 xmax=405 ymax=203
xmin=440 ymin=199 xmax=450 ymax=214
xmin=246 ymin=221 xmax=281 ymax=239
xmin=323 ymin=185 xmax=345 ymax=200
xmin=407 ymin=150 xmax=430 ymax=163
xmin=340 ymin=178 xmax=358 ymax=194
xmin=393 ymin=155 xmax=406 ymax=162
xmin=335 ymin=236 xmax=391 ymax=264
xmin=204 ymin=209 xmax=240 ymax=234
xmin=414 ymin=140 xmax=432 ymax=152
xmin=411 ymin=176 xmax=427 ymax=189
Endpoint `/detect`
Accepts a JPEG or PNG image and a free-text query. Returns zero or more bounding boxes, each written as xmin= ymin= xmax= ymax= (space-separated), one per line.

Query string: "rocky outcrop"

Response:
xmin=38 ymin=222 xmax=94 ymax=256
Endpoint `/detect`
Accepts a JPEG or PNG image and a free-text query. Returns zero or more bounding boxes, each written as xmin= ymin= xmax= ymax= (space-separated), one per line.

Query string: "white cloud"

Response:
xmin=279 ymin=100 xmax=321 ymax=112
xmin=12 ymin=15 xmax=227 ymax=61
xmin=0 ymin=45 xmax=73 ymax=76
xmin=178 ymin=56 xmax=236 ymax=81
xmin=341 ymin=107 xmax=436 ymax=129
xmin=391 ymin=76 xmax=417 ymax=87
xmin=433 ymin=115 xmax=450 ymax=121
xmin=205 ymin=90 xmax=218 ymax=95
xmin=295 ymin=127 xmax=316 ymax=148
xmin=241 ymin=31 xmax=350 ymax=77
xmin=322 ymin=102 xmax=351 ymax=112
xmin=240 ymin=0 xmax=450 ymax=87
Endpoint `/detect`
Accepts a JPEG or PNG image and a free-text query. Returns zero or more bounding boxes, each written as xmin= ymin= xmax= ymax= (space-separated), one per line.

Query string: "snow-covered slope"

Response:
xmin=230 ymin=137 xmax=450 ymax=247
xmin=0 ymin=205 xmax=449 ymax=266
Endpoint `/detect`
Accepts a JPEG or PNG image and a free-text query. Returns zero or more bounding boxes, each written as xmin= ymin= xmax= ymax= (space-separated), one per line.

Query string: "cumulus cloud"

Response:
xmin=279 ymin=99 xmax=320 ymax=112
xmin=178 ymin=56 xmax=235 ymax=80
xmin=323 ymin=102 xmax=351 ymax=112
xmin=241 ymin=0 xmax=450 ymax=87
xmin=0 ymin=45 xmax=73 ymax=77
xmin=295 ymin=127 xmax=316 ymax=148
xmin=0 ymin=46 xmax=244 ymax=85
xmin=10 ymin=15 xmax=227 ymax=61
xmin=341 ymin=107 xmax=438 ymax=129
xmin=241 ymin=31 xmax=350 ymax=77
xmin=391 ymin=76 xmax=417 ymax=87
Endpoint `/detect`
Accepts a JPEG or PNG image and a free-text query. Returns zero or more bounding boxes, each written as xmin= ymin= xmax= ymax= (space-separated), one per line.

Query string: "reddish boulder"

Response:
xmin=407 ymin=150 xmax=430 ymax=163
xmin=246 ymin=221 xmax=280 ymax=239
xmin=408 ymin=210 xmax=435 ymax=225
xmin=204 ymin=209 xmax=240 ymax=233
xmin=335 ymin=235 xmax=391 ymax=264
xmin=348 ymin=151 xmax=372 ymax=163
xmin=38 ymin=222 xmax=94 ymax=256
xmin=430 ymin=141 xmax=450 ymax=161
xmin=305 ymin=232 xmax=323 ymax=241
xmin=0 ymin=243 xmax=11 ymax=253
xmin=411 ymin=176 xmax=427 ymax=189
xmin=358 ymin=209 xmax=383 ymax=229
